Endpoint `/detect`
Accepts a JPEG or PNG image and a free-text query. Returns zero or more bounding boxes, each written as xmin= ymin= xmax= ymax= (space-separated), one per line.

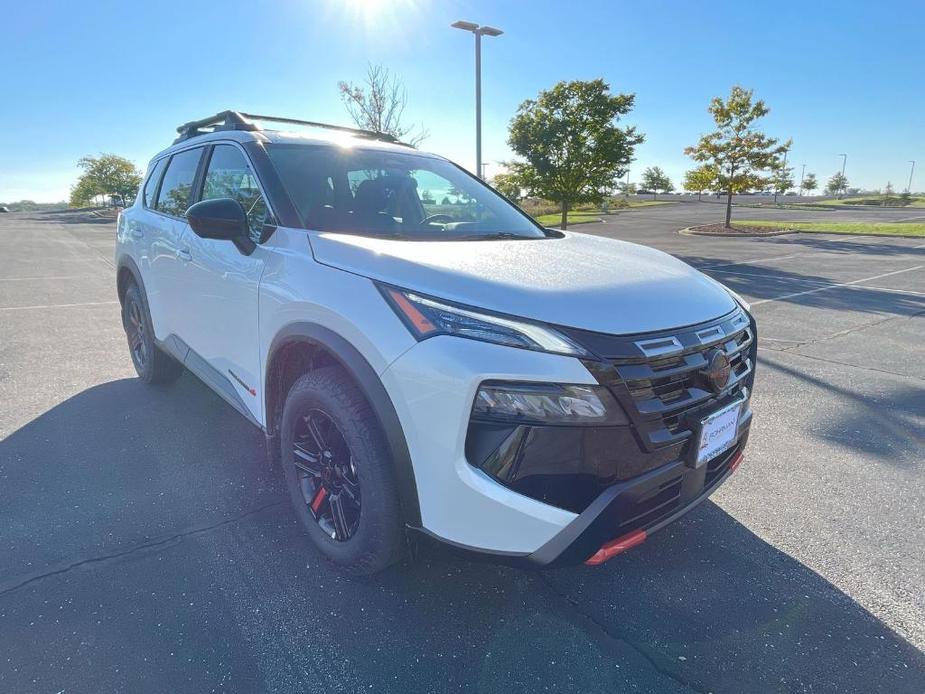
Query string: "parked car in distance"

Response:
xmin=0 ymin=205 xmax=10 ymax=213
xmin=115 ymin=110 xmax=756 ymax=574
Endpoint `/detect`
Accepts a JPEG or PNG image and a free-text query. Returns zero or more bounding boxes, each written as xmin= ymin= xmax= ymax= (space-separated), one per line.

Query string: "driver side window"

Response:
xmin=201 ymin=145 xmax=269 ymax=243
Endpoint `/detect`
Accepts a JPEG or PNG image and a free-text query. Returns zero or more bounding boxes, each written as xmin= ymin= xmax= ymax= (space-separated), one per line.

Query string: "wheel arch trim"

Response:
xmin=116 ymin=254 xmax=146 ymax=306
xmin=266 ymin=322 xmax=422 ymax=528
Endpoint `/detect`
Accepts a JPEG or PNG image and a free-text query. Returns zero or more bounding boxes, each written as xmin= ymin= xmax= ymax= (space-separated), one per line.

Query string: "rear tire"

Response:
xmin=280 ymin=367 xmax=405 ymax=575
xmin=122 ymin=283 xmax=183 ymax=384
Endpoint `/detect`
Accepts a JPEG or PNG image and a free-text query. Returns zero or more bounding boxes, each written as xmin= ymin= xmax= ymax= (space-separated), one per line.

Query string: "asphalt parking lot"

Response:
xmin=1 ymin=203 xmax=923 ymax=693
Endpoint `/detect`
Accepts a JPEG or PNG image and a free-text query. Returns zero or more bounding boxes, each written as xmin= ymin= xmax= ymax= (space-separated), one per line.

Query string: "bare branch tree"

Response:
xmin=338 ymin=63 xmax=429 ymax=147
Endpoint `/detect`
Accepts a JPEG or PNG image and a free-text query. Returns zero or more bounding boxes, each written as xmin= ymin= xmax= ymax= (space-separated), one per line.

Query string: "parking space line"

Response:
xmin=749 ymin=266 xmax=923 ymax=306
xmin=0 ymin=275 xmax=101 ymax=282
xmin=698 ymin=253 xmax=802 ymax=270
xmin=846 ymin=284 xmax=925 ymax=298
xmin=706 ymin=268 xmax=832 ymax=285
xmin=0 ymin=300 xmax=119 ymax=312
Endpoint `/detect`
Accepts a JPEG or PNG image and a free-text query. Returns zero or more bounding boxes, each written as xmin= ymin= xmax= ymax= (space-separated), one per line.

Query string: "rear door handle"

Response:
xmin=130 ymin=227 xmax=143 ymax=240
xmin=176 ymin=248 xmax=192 ymax=262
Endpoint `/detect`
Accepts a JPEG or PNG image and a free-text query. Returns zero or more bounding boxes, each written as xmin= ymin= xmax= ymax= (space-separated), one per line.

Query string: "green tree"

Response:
xmin=490 ymin=172 xmax=522 ymax=201
xmin=683 ymin=165 xmax=718 ymax=200
xmin=617 ymin=180 xmax=636 ymax=197
xmin=641 ymin=166 xmax=672 ymax=199
xmin=771 ymin=156 xmax=794 ymax=204
xmin=684 ymin=86 xmax=790 ymax=228
xmin=69 ymin=154 xmax=142 ymax=208
xmin=801 ymin=172 xmax=817 ymax=195
xmin=506 ymin=79 xmax=644 ymax=229
xmin=338 ymin=62 xmax=428 ymax=146
xmin=826 ymin=172 xmax=849 ymax=198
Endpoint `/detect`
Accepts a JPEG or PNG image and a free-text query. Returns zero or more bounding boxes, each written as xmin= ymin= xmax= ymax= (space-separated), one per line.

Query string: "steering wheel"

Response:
xmin=419 ymin=214 xmax=455 ymax=226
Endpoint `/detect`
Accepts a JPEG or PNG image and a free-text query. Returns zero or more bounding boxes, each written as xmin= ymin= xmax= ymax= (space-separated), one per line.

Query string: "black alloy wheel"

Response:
xmin=121 ymin=283 xmax=183 ymax=384
xmin=279 ymin=367 xmax=404 ymax=574
xmin=293 ymin=409 xmax=362 ymax=541
xmin=125 ymin=294 xmax=148 ymax=371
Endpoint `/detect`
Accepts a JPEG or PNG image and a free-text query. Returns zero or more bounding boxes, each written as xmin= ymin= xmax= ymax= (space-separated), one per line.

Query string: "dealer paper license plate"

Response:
xmin=696 ymin=400 xmax=742 ymax=465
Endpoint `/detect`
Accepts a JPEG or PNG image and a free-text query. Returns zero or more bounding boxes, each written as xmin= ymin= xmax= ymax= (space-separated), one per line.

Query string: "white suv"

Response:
xmin=116 ymin=111 xmax=756 ymax=574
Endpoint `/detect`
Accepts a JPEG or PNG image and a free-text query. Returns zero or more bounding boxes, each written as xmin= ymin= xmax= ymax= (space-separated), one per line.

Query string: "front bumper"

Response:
xmin=383 ymin=308 xmax=756 ymax=564
xmin=413 ymin=431 xmax=749 ymax=567
xmin=526 ymin=435 xmax=748 ymax=566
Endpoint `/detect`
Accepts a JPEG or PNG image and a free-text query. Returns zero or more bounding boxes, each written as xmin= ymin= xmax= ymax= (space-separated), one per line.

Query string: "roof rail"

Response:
xmin=173 ymin=110 xmax=404 ymax=145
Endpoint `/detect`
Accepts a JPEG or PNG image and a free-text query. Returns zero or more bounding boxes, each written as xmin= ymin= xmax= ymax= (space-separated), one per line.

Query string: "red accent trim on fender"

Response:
xmin=728 ymin=450 xmax=745 ymax=473
xmin=585 ymin=528 xmax=647 ymax=565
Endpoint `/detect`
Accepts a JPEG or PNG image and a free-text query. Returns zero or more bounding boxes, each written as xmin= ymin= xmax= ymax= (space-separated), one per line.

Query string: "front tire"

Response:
xmin=122 ymin=283 xmax=183 ymax=384
xmin=280 ymin=367 xmax=404 ymax=575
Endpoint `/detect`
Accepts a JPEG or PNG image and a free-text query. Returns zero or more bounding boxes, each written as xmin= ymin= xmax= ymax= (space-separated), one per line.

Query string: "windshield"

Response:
xmin=266 ymin=143 xmax=546 ymax=240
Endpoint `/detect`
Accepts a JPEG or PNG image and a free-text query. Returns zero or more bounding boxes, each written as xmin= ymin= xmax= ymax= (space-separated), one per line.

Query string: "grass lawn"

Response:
xmin=620 ymin=200 xmax=676 ymax=208
xmin=532 ymin=200 xmax=673 ymax=225
xmin=803 ymin=196 xmax=925 ymax=208
xmin=534 ymin=212 xmax=602 ymax=226
xmin=737 ymin=219 xmax=925 ymax=237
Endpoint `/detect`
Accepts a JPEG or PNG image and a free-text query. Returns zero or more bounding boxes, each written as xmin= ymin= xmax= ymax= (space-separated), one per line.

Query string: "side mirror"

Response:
xmin=186 ymin=198 xmax=255 ymax=254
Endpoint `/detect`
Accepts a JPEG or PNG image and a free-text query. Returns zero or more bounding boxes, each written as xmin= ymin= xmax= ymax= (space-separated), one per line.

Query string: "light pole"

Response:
xmin=452 ymin=20 xmax=503 ymax=179
xmin=838 ymin=153 xmax=847 ymax=198
xmin=799 ymin=163 xmax=806 ymax=197
xmin=908 ymin=160 xmax=916 ymax=194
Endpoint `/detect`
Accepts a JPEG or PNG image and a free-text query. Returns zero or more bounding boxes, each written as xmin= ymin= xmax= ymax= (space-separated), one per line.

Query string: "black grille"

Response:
xmin=568 ymin=308 xmax=757 ymax=454
xmin=616 ymin=473 xmax=683 ymax=532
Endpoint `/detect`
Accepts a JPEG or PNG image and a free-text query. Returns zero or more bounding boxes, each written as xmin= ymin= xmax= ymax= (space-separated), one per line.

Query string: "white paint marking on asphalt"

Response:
xmin=698 ymin=253 xmax=803 ymax=270
xmin=0 ymin=300 xmax=119 ymax=312
xmin=845 ymin=284 xmax=925 ymax=298
xmin=749 ymin=266 xmax=923 ymax=306
xmin=0 ymin=275 xmax=100 ymax=282
xmin=707 ymin=268 xmax=832 ymax=285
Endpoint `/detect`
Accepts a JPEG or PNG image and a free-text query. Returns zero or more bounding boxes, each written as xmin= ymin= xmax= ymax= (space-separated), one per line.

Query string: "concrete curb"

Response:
xmin=678 ymin=225 xmax=795 ymax=238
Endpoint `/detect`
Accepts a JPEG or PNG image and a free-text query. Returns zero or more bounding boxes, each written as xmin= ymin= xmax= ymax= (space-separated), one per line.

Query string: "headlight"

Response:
xmin=379 ymin=285 xmax=592 ymax=358
xmin=472 ymin=381 xmax=625 ymax=426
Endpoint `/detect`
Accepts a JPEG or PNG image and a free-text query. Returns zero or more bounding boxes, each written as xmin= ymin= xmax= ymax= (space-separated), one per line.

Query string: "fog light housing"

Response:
xmin=472 ymin=381 xmax=626 ymax=426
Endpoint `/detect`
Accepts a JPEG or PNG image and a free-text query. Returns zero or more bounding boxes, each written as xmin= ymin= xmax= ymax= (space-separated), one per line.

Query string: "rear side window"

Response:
xmin=142 ymin=158 xmax=167 ymax=208
xmin=201 ymin=145 xmax=269 ymax=243
xmin=156 ymin=148 xmax=203 ymax=217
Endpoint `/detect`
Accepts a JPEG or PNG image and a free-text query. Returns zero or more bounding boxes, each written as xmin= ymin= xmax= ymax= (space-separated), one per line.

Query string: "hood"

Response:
xmin=309 ymin=231 xmax=737 ymax=335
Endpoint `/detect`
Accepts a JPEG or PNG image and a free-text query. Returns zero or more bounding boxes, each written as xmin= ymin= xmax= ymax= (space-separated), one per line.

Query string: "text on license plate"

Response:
xmin=697 ymin=401 xmax=742 ymax=464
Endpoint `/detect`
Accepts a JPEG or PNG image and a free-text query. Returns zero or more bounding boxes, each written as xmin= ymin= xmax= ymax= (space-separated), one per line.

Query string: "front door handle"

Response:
xmin=176 ymin=248 xmax=192 ymax=262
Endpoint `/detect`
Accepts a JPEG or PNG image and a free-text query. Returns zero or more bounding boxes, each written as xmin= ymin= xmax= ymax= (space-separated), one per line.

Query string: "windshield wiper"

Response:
xmin=454 ymin=232 xmax=534 ymax=241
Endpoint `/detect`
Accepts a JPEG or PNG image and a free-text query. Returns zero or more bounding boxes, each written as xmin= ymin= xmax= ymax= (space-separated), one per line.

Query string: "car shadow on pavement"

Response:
xmin=678 ymin=253 xmax=925 ymax=317
xmin=765 ymin=235 xmax=925 ymax=258
xmin=352 ymin=502 xmax=925 ymax=693
xmin=2 ymin=376 xmax=924 ymax=693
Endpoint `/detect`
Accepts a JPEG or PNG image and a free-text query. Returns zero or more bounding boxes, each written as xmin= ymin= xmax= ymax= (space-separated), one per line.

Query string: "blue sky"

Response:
xmin=1 ymin=0 xmax=922 ymax=202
